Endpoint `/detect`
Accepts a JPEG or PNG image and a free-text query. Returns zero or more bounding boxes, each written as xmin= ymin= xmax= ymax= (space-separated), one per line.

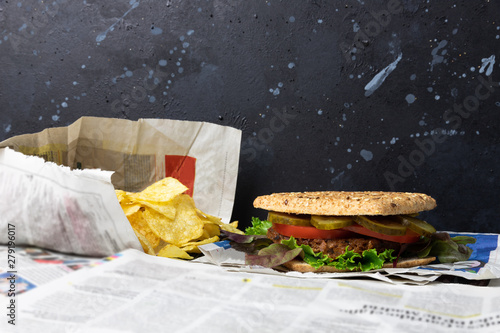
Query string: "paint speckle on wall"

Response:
xmin=430 ymin=40 xmax=448 ymax=71
xmin=364 ymin=53 xmax=403 ymax=97
xmin=151 ymin=26 xmax=163 ymax=35
xmin=405 ymin=94 xmax=416 ymax=104
xmin=479 ymin=55 xmax=495 ymax=76
xmin=360 ymin=149 xmax=373 ymax=161
xmin=96 ymin=0 xmax=140 ymax=43
xmin=3 ymin=123 xmax=11 ymax=133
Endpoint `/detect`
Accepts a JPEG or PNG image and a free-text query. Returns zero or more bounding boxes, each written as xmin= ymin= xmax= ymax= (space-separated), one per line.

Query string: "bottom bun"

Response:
xmin=283 ymin=256 xmax=437 ymax=273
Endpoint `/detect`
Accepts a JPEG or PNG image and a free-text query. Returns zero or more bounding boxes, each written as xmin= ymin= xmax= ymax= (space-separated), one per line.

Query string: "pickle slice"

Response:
xmin=267 ymin=211 xmax=312 ymax=226
xmin=396 ymin=215 xmax=436 ymax=237
xmin=310 ymin=215 xmax=354 ymax=230
xmin=353 ymin=215 xmax=407 ymax=236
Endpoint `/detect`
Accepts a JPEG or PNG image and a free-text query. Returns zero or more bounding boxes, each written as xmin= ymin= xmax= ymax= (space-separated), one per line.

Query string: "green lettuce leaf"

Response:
xmin=245 ymin=217 xmax=272 ymax=235
xmin=222 ymin=230 xmax=273 ymax=254
xmin=245 ymin=243 xmax=303 ymax=267
xmin=281 ymin=236 xmax=397 ymax=272
xmin=416 ymin=232 xmax=476 ymax=263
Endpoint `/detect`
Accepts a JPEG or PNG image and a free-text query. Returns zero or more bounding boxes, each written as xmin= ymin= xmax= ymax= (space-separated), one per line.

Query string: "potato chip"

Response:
xmin=133 ymin=229 xmax=156 ymax=255
xmin=143 ymin=195 xmax=204 ymax=246
xmin=128 ymin=210 xmax=160 ymax=248
xmin=115 ymin=189 xmax=129 ymax=203
xmin=120 ymin=203 xmax=142 ymax=217
xmin=130 ymin=199 xmax=177 ymax=220
xmin=203 ymin=223 xmax=221 ymax=238
xmin=220 ymin=221 xmax=244 ymax=234
xmin=180 ymin=236 xmax=220 ymax=253
xmin=196 ymin=209 xmax=223 ymax=224
xmin=157 ymin=244 xmax=193 ymax=260
xmin=132 ymin=177 xmax=187 ymax=202
xmin=196 ymin=208 xmax=243 ymax=235
xmin=116 ymin=177 xmax=242 ymax=259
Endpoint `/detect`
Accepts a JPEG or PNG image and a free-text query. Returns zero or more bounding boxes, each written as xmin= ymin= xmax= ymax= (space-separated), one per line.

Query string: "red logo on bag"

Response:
xmin=164 ymin=155 xmax=196 ymax=197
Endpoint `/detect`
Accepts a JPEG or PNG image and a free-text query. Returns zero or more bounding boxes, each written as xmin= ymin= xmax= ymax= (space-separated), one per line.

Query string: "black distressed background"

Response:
xmin=0 ymin=0 xmax=499 ymax=233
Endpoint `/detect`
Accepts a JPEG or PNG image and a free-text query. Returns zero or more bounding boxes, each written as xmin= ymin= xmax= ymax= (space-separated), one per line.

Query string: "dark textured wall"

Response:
xmin=1 ymin=0 xmax=499 ymax=233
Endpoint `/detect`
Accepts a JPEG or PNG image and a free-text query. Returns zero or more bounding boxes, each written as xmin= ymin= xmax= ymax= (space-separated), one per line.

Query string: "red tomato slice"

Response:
xmin=343 ymin=224 xmax=421 ymax=243
xmin=272 ymin=223 xmax=356 ymax=239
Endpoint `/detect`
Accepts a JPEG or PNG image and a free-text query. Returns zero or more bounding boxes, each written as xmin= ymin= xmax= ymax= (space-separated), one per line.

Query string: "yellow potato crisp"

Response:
xmin=116 ymin=177 xmax=243 ymax=259
xmin=157 ymin=244 xmax=193 ymax=260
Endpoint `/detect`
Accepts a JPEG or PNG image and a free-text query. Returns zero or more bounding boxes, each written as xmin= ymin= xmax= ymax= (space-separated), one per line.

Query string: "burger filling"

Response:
xmin=223 ymin=214 xmax=476 ymax=272
xmin=267 ymin=226 xmax=401 ymax=259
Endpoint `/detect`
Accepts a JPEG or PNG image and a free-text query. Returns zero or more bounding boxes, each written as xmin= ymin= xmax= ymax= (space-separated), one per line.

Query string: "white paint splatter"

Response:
xmin=96 ymin=0 xmax=140 ymax=42
xmin=405 ymin=94 xmax=416 ymax=104
xmin=364 ymin=53 xmax=403 ymax=97
xmin=479 ymin=55 xmax=496 ymax=76
xmin=430 ymin=40 xmax=448 ymax=71
xmin=330 ymin=171 xmax=345 ymax=185
xmin=360 ymin=149 xmax=373 ymax=161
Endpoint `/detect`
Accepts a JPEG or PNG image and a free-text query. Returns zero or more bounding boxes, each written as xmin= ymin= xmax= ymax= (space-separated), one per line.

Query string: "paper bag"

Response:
xmin=0 ymin=117 xmax=242 ymax=223
xmin=0 ymin=117 xmax=241 ymax=256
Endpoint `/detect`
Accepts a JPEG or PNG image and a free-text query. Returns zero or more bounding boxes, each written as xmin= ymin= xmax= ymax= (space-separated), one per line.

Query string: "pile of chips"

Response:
xmin=116 ymin=177 xmax=242 ymax=259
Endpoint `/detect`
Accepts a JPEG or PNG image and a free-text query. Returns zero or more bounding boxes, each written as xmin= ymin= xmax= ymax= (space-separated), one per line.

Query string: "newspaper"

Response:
xmin=0 ymin=117 xmax=242 ymax=256
xmin=198 ymin=231 xmax=500 ymax=284
xmin=0 ymin=116 xmax=242 ymax=223
xmin=0 ymin=147 xmax=142 ymax=256
xmin=1 ymin=248 xmax=499 ymax=333
xmin=0 ymin=246 xmax=102 ymax=296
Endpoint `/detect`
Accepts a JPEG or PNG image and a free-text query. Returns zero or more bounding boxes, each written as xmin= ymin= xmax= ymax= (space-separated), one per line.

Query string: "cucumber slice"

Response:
xmin=396 ymin=215 xmax=436 ymax=237
xmin=267 ymin=211 xmax=312 ymax=226
xmin=353 ymin=215 xmax=407 ymax=236
xmin=310 ymin=215 xmax=354 ymax=230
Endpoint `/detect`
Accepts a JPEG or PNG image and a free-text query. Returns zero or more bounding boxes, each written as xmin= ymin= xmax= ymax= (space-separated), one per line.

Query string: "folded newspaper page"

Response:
xmin=2 ymin=248 xmax=499 ymax=332
xmin=0 ymin=147 xmax=142 ymax=256
xmin=0 ymin=117 xmax=242 ymax=256
xmin=198 ymin=231 xmax=500 ymax=283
